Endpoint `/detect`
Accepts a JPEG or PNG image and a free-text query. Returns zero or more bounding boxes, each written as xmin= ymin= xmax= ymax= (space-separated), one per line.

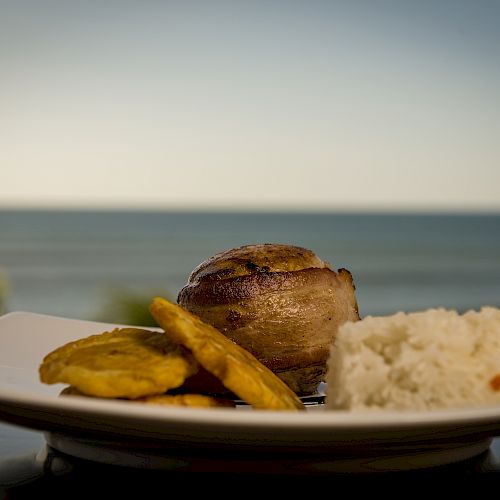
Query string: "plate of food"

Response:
xmin=1 ymin=244 xmax=500 ymax=474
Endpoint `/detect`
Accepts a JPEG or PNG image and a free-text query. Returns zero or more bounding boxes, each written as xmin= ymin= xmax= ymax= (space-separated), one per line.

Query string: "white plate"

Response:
xmin=1 ymin=311 xmax=500 ymax=473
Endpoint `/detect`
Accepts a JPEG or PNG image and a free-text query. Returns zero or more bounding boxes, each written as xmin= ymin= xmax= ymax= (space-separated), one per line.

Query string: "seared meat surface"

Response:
xmin=178 ymin=243 xmax=359 ymax=395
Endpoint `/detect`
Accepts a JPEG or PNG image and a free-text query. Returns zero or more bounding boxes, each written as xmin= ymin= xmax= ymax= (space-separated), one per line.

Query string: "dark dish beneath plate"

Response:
xmin=43 ymin=430 xmax=493 ymax=475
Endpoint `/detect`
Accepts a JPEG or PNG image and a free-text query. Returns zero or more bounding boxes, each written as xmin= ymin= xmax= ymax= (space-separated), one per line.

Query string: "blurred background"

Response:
xmin=1 ymin=0 xmax=499 ymax=324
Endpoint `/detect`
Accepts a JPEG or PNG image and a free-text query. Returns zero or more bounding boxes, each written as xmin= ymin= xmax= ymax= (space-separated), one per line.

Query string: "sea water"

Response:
xmin=1 ymin=210 xmax=499 ymax=321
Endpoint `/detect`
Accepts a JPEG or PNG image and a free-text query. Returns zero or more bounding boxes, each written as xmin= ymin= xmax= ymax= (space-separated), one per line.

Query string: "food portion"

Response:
xmin=61 ymin=386 xmax=236 ymax=408
xmin=39 ymin=298 xmax=305 ymax=410
xmin=150 ymin=296 xmax=305 ymax=410
xmin=39 ymin=327 xmax=198 ymax=399
xmin=135 ymin=393 xmax=236 ymax=408
xmin=326 ymin=307 xmax=500 ymax=411
xmin=178 ymin=243 xmax=360 ymax=395
xmin=38 ymin=241 xmax=500 ymax=414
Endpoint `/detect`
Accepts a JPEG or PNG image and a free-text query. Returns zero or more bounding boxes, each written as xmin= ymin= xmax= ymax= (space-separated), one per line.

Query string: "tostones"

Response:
xmin=149 ymin=297 xmax=305 ymax=410
xmin=135 ymin=393 xmax=236 ymax=408
xmin=60 ymin=386 xmax=235 ymax=408
xmin=40 ymin=327 xmax=198 ymax=398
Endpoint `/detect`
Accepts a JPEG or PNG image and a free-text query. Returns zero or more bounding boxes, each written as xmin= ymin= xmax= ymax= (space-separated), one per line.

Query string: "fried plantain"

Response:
xmin=135 ymin=393 xmax=236 ymax=408
xmin=60 ymin=386 xmax=235 ymax=408
xmin=149 ymin=297 xmax=305 ymax=410
xmin=40 ymin=327 xmax=198 ymax=398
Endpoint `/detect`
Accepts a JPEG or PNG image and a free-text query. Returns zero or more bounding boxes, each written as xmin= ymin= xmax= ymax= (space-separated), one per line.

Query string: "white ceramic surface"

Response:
xmin=1 ymin=311 xmax=500 ymax=472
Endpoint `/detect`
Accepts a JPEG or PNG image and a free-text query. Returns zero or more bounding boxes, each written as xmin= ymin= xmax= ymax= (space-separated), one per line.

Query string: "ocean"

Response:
xmin=0 ymin=209 xmax=499 ymax=322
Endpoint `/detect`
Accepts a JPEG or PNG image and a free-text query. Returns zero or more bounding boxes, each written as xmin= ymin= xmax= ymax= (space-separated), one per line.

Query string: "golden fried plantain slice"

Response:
xmin=135 ymin=393 xmax=236 ymax=408
xmin=40 ymin=327 xmax=198 ymax=398
xmin=60 ymin=386 xmax=235 ymax=408
xmin=149 ymin=297 xmax=305 ymax=410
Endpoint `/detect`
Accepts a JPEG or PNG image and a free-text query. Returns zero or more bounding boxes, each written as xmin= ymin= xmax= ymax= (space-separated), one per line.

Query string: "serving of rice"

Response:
xmin=325 ymin=307 xmax=500 ymax=411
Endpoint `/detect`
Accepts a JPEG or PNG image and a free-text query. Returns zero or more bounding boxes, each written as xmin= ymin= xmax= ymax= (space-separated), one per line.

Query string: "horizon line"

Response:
xmin=1 ymin=203 xmax=499 ymax=216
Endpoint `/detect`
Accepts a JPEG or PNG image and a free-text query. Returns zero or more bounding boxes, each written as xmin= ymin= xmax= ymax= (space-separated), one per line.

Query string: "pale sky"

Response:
xmin=1 ymin=1 xmax=499 ymax=212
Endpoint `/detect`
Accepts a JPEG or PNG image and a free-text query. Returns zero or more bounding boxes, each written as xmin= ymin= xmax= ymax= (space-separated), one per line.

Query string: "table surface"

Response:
xmin=1 ymin=422 xmax=500 ymax=495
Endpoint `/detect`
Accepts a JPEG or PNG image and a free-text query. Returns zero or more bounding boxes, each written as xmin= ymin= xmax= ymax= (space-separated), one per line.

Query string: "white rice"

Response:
xmin=325 ymin=307 xmax=500 ymax=411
